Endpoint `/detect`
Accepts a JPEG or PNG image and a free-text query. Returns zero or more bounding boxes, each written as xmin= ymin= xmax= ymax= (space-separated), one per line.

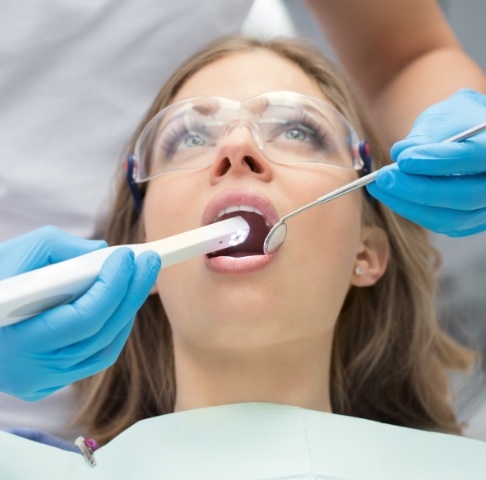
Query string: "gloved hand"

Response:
xmin=367 ymin=89 xmax=486 ymax=236
xmin=0 ymin=226 xmax=161 ymax=401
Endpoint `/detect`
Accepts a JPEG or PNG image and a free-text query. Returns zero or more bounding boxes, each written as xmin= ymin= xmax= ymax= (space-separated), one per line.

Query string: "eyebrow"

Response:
xmin=191 ymin=97 xmax=228 ymax=116
xmin=244 ymin=97 xmax=270 ymax=115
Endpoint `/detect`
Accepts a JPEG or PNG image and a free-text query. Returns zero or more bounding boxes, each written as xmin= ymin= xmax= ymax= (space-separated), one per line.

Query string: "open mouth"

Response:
xmin=207 ymin=205 xmax=272 ymax=258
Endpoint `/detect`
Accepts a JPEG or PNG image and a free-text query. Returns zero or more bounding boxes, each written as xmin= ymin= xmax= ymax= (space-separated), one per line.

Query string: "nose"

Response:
xmin=209 ymin=124 xmax=273 ymax=184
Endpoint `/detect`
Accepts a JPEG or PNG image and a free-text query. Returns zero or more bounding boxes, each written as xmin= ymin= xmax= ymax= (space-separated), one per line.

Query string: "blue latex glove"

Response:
xmin=367 ymin=89 xmax=486 ymax=236
xmin=0 ymin=226 xmax=161 ymax=401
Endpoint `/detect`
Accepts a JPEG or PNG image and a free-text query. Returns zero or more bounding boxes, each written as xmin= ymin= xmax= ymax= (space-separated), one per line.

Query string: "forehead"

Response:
xmin=173 ymin=49 xmax=328 ymax=104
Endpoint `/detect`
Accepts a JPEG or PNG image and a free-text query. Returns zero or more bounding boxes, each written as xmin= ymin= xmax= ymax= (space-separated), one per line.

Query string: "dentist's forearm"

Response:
xmin=304 ymin=0 xmax=486 ymax=145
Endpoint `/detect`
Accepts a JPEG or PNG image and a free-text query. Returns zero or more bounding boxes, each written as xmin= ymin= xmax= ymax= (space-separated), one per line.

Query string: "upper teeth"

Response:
xmin=214 ymin=205 xmax=270 ymax=227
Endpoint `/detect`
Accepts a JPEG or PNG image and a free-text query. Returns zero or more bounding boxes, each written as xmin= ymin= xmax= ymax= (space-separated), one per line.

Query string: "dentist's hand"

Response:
xmin=367 ymin=89 xmax=486 ymax=236
xmin=0 ymin=226 xmax=161 ymax=401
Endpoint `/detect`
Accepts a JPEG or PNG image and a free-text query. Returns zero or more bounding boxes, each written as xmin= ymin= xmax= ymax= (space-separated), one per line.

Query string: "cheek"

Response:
xmin=297 ymin=192 xmax=362 ymax=251
xmin=280 ymin=168 xmax=363 ymax=305
xmin=289 ymin=195 xmax=362 ymax=277
xmin=142 ymin=175 xmax=202 ymax=241
xmin=285 ymin=200 xmax=361 ymax=334
xmin=142 ymin=174 xmax=208 ymax=325
xmin=281 ymin=166 xmax=362 ymax=253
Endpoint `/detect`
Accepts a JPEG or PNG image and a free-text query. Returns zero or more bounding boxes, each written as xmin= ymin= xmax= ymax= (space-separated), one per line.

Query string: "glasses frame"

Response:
xmin=130 ymin=91 xmax=368 ymax=184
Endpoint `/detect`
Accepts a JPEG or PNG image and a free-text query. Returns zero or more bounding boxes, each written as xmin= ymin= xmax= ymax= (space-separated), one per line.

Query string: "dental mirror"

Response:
xmin=264 ymin=121 xmax=486 ymax=255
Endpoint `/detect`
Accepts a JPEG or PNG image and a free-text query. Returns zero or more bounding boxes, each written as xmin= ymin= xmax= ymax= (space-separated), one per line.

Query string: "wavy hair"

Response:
xmin=75 ymin=36 xmax=472 ymax=444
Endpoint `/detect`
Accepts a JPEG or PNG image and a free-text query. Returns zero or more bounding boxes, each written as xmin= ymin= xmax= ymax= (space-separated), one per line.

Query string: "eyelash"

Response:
xmin=281 ymin=112 xmax=328 ymax=146
xmin=158 ymin=110 xmax=331 ymax=160
xmin=158 ymin=117 xmax=208 ymax=158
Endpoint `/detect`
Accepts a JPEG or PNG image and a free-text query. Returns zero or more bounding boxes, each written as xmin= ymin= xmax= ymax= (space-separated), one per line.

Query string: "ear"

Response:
xmin=351 ymin=225 xmax=390 ymax=287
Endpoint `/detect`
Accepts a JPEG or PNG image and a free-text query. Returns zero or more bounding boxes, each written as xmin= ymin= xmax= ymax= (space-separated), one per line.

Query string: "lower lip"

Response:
xmin=205 ymin=254 xmax=274 ymax=274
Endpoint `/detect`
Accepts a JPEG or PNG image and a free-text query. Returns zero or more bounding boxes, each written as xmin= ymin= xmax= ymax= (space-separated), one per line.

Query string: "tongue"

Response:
xmin=208 ymin=211 xmax=269 ymax=258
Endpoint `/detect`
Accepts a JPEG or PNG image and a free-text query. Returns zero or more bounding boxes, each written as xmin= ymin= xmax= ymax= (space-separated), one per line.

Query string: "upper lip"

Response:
xmin=202 ymin=188 xmax=280 ymax=227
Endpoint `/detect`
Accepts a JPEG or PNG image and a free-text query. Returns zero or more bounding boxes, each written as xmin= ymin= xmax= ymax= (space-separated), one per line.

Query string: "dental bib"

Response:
xmin=1 ymin=402 xmax=485 ymax=479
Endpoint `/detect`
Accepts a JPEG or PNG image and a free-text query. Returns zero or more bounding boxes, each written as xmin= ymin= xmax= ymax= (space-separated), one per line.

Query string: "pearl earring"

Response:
xmin=354 ymin=266 xmax=364 ymax=276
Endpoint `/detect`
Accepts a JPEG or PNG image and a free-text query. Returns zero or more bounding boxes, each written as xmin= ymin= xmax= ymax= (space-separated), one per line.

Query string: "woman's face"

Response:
xmin=143 ymin=50 xmax=378 ymax=352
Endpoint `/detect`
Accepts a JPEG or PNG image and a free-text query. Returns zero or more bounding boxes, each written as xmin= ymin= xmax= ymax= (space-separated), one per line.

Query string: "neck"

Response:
xmin=173 ymin=336 xmax=333 ymax=413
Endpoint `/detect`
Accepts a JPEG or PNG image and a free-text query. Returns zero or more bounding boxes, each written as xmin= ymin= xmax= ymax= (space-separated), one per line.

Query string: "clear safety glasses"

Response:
xmin=130 ymin=91 xmax=367 ymax=183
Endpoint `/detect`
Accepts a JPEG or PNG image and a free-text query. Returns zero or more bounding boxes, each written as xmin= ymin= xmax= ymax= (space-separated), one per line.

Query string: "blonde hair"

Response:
xmin=75 ymin=36 xmax=472 ymax=444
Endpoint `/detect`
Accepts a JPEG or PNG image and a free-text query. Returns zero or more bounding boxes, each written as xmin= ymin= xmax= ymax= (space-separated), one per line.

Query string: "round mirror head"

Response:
xmin=263 ymin=222 xmax=287 ymax=255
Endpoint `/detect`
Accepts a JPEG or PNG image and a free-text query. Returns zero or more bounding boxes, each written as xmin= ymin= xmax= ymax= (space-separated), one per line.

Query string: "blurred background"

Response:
xmin=243 ymin=0 xmax=486 ymax=441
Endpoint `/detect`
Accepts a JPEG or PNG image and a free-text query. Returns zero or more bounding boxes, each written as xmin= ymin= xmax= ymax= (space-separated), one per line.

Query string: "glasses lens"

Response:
xmin=134 ymin=93 xmax=362 ymax=182
xmin=253 ymin=99 xmax=358 ymax=170
xmin=135 ymin=100 xmax=227 ymax=182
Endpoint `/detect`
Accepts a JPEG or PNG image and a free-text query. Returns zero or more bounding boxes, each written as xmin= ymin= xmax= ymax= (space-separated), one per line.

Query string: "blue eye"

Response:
xmin=160 ymin=123 xmax=210 ymax=161
xmin=183 ymin=134 xmax=206 ymax=148
xmin=285 ymin=128 xmax=309 ymax=142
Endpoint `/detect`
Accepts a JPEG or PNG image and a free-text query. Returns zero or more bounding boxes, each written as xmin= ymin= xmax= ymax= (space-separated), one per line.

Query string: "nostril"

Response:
xmin=213 ymin=156 xmax=263 ymax=177
xmin=243 ymin=156 xmax=261 ymax=173
xmin=214 ymin=158 xmax=231 ymax=176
